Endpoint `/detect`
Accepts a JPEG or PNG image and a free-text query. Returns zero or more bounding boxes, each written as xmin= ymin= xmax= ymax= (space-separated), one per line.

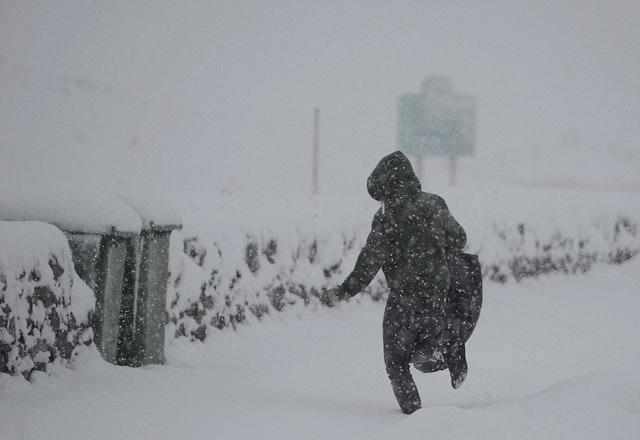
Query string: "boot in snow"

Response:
xmin=390 ymin=377 xmax=422 ymax=414
xmin=447 ymin=344 xmax=468 ymax=389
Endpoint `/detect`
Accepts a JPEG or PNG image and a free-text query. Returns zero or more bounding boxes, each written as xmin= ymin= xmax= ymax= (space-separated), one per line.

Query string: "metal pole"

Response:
xmin=449 ymin=154 xmax=457 ymax=187
xmin=312 ymin=107 xmax=320 ymax=195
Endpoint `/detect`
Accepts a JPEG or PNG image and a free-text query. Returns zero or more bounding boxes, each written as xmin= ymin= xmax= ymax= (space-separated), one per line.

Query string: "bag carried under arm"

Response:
xmin=412 ymin=252 xmax=483 ymax=373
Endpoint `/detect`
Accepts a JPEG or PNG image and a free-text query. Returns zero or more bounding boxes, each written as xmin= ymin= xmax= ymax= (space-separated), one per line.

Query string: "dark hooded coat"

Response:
xmin=335 ymin=151 xmax=467 ymax=300
xmin=332 ymin=151 xmax=472 ymax=414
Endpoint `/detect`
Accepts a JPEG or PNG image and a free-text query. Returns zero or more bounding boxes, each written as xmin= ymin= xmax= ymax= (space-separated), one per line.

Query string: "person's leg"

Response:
xmin=444 ymin=341 xmax=468 ymax=389
xmin=412 ymin=294 xmax=448 ymax=372
xmin=383 ymin=295 xmax=422 ymax=414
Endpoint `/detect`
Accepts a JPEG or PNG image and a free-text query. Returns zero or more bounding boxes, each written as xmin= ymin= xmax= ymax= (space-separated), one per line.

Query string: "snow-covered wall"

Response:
xmin=167 ymin=227 xmax=374 ymax=342
xmin=0 ymin=221 xmax=95 ymax=378
xmin=479 ymin=217 xmax=637 ymax=282
xmin=166 ymin=211 xmax=639 ymax=343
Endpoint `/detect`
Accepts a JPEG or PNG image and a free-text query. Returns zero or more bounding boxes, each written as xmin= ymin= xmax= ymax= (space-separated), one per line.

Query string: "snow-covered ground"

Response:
xmin=2 ymin=2 xmax=640 ymax=438
xmin=1 ymin=256 xmax=639 ymax=439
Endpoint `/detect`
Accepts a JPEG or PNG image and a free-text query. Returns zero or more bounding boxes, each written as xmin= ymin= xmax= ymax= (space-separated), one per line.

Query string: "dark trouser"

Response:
xmin=382 ymin=285 xmax=448 ymax=414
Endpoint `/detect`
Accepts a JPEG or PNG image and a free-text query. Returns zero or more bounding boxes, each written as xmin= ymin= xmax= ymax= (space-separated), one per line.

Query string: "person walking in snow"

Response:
xmin=323 ymin=151 xmax=468 ymax=415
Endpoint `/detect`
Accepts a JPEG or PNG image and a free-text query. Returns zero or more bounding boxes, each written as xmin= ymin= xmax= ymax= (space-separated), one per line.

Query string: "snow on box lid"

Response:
xmin=118 ymin=194 xmax=182 ymax=232
xmin=0 ymin=187 xmax=143 ymax=235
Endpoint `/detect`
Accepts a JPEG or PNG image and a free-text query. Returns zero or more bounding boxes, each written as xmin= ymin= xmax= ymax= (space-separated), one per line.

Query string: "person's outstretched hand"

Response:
xmin=321 ymin=289 xmax=339 ymax=306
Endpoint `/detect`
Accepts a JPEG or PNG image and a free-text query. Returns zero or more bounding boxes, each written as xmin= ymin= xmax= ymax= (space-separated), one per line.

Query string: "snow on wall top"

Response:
xmin=0 ymin=220 xmax=73 ymax=271
xmin=0 ymin=220 xmax=95 ymax=326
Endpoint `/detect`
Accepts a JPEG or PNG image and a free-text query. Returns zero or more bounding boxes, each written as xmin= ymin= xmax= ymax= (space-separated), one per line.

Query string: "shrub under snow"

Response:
xmin=0 ymin=221 xmax=95 ymax=379
xmin=479 ymin=217 xmax=638 ymax=283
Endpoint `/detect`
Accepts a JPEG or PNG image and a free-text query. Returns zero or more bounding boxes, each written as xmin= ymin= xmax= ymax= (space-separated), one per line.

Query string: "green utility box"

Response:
xmin=116 ymin=222 xmax=178 ymax=366
xmin=93 ymin=236 xmax=129 ymax=363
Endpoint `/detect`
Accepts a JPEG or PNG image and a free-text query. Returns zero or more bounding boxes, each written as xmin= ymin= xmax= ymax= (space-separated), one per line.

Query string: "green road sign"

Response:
xmin=399 ymin=76 xmax=476 ymax=157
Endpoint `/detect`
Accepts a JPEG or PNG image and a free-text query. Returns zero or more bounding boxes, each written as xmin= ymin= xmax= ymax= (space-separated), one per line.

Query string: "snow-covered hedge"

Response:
xmin=166 ymin=216 xmax=639 ymax=343
xmin=167 ymin=229 xmax=374 ymax=342
xmin=478 ymin=217 xmax=638 ymax=282
xmin=0 ymin=221 xmax=95 ymax=379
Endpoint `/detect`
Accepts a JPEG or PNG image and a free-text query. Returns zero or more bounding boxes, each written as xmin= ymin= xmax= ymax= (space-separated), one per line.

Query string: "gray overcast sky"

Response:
xmin=1 ymin=0 xmax=639 ymax=193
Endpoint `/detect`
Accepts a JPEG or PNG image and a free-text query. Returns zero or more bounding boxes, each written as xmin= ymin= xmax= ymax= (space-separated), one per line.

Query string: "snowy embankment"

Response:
xmin=0 ymin=221 xmax=94 ymax=378
xmin=166 ymin=185 xmax=640 ymax=342
xmin=1 ymin=257 xmax=639 ymax=440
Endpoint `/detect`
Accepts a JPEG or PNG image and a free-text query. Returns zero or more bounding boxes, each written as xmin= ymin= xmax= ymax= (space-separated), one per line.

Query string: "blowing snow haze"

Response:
xmin=1 ymin=0 xmax=639 ymax=198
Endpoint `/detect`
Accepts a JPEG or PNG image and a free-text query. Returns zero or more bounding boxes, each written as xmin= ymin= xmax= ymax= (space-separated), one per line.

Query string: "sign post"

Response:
xmin=312 ymin=106 xmax=320 ymax=195
xmin=398 ymin=77 xmax=476 ymax=185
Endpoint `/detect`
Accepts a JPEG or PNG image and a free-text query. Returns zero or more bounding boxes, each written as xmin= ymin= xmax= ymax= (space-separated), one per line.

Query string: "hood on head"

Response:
xmin=366 ymin=151 xmax=421 ymax=204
